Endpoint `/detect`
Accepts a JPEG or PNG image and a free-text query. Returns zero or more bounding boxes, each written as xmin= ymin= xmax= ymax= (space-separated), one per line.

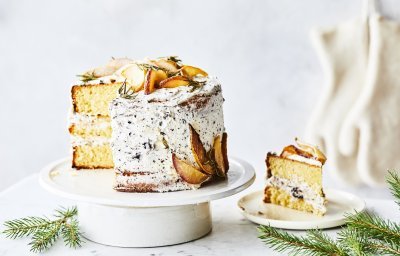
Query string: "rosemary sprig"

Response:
xmin=76 ymin=71 xmax=97 ymax=83
xmin=2 ymin=206 xmax=83 ymax=253
xmin=258 ymin=170 xmax=400 ymax=256
xmin=163 ymin=56 xmax=183 ymax=66
xmin=188 ymin=79 xmax=207 ymax=92
xmin=137 ymin=63 xmax=164 ymax=72
xmin=118 ymin=80 xmax=137 ymax=100
xmin=137 ymin=62 xmax=181 ymax=77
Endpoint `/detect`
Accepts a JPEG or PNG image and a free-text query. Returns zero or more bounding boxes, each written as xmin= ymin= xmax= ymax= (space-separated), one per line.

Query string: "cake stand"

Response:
xmin=39 ymin=157 xmax=255 ymax=247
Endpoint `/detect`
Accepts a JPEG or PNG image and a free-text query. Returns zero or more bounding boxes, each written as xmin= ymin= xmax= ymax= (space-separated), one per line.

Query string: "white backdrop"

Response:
xmin=0 ymin=0 xmax=398 ymax=197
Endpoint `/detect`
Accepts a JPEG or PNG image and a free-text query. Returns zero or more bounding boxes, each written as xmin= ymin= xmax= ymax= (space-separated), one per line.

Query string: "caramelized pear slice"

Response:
xmin=151 ymin=59 xmax=179 ymax=73
xmin=221 ymin=132 xmax=229 ymax=171
xmin=144 ymin=69 xmax=157 ymax=95
xmin=295 ymin=137 xmax=327 ymax=164
xmin=119 ymin=63 xmax=147 ymax=91
xmin=159 ymin=76 xmax=190 ymax=88
xmin=189 ymin=124 xmax=215 ymax=175
xmin=181 ymin=65 xmax=208 ymax=78
xmin=154 ymin=70 xmax=168 ymax=87
xmin=172 ymin=153 xmax=209 ymax=184
xmin=82 ymin=58 xmax=133 ymax=78
xmin=213 ymin=133 xmax=229 ymax=177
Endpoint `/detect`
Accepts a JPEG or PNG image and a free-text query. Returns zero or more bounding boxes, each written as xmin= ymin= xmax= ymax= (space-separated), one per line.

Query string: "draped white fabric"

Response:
xmin=306 ymin=14 xmax=400 ymax=186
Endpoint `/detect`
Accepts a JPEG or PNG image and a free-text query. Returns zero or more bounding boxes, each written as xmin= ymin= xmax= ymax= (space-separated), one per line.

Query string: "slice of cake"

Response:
xmin=69 ymin=58 xmax=134 ymax=169
xmin=264 ymin=138 xmax=327 ymax=215
xmin=109 ymin=57 xmax=229 ymax=192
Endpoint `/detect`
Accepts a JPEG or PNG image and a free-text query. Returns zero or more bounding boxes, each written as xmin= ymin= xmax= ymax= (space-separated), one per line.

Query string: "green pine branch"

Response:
xmin=337 ymin=228 xmax=375 ymax=256
xmin=258 ymin=225 xmax=345 ymax=256
xmin=258 ymin=170 xmax=400 ymax=256
xmin=2 ymin=206 xmax=83 ymax=253
xmin=387 ymin=170 xmax=400 ymax=209
xmin=345 ymin=211 xmax=400 ymax=248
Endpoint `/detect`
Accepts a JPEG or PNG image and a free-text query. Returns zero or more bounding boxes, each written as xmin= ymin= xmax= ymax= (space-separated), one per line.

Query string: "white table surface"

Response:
xmin=0 ymin=174 xmax=398 ymax=256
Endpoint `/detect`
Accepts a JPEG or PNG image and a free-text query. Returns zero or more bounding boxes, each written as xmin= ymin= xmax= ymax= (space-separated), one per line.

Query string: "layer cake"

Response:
xmin=264 ymin=139 xmax=327 ymax=215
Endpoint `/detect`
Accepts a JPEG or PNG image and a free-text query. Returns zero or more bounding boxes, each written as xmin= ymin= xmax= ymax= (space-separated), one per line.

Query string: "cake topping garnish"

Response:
xmin=118 ymin=63 xmax=147 ymax=92
xmin=189 ymin=124 xmax=216 ymax=175
xmin=118 ymin=80 xmax=137 ymax=100
xmin=181 ymin=65 xmax=208 ymax=79
xmin=117 ymin=56 xmax=209 ymax=97
xmin=159 ymin=76 xmax=190 ymax=88
xmin=172 ymin=124 xmax=229 ymax=184
xmin=149 ymin=58 xmax=180 ymax=74
xmin=213 ymin=132 xmax=229 ymax=177
xmin=280 ymin=138 xmax=327 ymax=164
xmin=172 ymin=153 xmax=210 ymax=184
xmin=77 ymin=56 xmax=209 ymax=95
xmin=144 ymin=69 xmax=157 ymax=95
xmin=77 ymin=57 xmax=134 ymax=82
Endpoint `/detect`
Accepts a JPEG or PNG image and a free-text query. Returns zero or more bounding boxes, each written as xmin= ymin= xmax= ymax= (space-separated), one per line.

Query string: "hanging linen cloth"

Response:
xmin=306 ymin=2 xmax=400 ymax=186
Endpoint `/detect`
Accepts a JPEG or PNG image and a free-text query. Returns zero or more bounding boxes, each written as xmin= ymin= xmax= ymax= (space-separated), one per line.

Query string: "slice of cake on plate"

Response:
xmin=264 ymin=138 xmax=327 ymax=215
xmin=110 ymin=57 xmax=229 ymax=192
xmin=69 ymin=58 xmax=134 ymax=169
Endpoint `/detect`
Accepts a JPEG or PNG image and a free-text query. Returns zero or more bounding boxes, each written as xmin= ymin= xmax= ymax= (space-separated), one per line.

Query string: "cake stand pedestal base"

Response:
xmin=78 ymin=202 xmax=212 ymax=247
xmin=39 ymin=157 xmax=255 ymax=247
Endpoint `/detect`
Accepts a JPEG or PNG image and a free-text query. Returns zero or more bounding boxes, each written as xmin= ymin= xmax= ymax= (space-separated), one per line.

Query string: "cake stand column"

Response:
xmin=77 ymin=201 xmax=212 ymax=247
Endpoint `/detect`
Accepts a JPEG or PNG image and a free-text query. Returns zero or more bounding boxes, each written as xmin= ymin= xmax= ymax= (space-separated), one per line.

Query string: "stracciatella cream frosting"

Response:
xmin=110 ymin=77 xmax=226 ymax=192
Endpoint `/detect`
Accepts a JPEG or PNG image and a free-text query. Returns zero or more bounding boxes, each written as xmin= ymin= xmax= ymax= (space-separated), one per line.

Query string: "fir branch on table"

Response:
xmin=258 ymin=225 xmax=345 ymax=256
xmin=387 ymin=170 xmax=400 ymax=208
xmin=258 ymin=170 xmax=400 ymax=256
xmin=337 ymin=228 xmax=375 ymax=256
xmin=2 ymin=206 xmax=83 ymax=253
xmin=345 ymin=211 xmax=400 ymax=250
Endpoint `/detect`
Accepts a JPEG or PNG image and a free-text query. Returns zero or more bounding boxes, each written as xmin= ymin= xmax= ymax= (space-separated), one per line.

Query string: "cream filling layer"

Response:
xmin=266 ymin=175 xmax=326 ymax=213
xmin=285 ymin=154 xmax=322 ymax=167
xmin=71 ymin=136 xmax=110 ymax=147
xmin=69 ymin=112 xmax=110 ymax=129
xmin=69 ymin=112 xmax=111 ymax=146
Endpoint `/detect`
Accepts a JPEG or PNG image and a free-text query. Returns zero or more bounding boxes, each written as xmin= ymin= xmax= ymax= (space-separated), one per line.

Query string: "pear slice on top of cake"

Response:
xmin=264 ymin=138 xmax=327 ymax=216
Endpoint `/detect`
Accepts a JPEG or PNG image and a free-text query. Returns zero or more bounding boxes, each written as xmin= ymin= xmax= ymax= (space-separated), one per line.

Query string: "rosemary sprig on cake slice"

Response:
xmin=2 ymin=206 xmax=83 ymax=253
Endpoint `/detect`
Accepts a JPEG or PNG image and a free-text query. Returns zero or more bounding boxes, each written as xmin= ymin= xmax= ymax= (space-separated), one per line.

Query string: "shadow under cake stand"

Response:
xmin=39 ymin=157 xmax=255 ymax=247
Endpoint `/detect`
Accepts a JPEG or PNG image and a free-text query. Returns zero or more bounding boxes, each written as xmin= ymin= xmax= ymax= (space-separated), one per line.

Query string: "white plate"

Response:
xmin=238 ymin=190 xmax=365 ymax=230
xmin=39 ymin=156 xmax=255 ymax=207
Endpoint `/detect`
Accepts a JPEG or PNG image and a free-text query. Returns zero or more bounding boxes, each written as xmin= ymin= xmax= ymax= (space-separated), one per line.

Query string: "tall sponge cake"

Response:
xmin=264 ymin=139 xmax=327 ymax=216
xmin=69 ymin=58 xmax=133 ymax=169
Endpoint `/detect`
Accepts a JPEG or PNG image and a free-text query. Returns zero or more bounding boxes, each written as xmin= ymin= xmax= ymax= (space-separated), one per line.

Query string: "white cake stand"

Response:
xmin=39 ymin=157 xmax=255 ymax=247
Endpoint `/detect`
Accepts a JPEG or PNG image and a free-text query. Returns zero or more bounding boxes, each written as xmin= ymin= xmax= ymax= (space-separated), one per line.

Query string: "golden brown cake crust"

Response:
xmin=265 ymin=152 xmax=277 ymax=179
